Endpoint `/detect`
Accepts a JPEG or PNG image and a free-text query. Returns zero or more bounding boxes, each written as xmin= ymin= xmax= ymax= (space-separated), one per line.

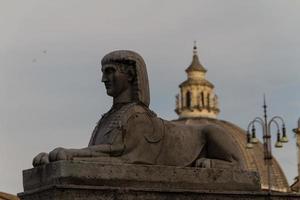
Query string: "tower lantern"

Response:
xmin=175 ymin=43 xmax=220 ymax=119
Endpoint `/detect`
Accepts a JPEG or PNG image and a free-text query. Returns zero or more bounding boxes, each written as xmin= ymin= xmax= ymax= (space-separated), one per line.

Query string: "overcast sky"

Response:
xmin=1 ymin=0 xmax=300 ymax=194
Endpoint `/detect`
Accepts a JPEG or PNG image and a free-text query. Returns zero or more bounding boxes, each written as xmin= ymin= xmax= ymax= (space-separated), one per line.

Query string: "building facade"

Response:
xmin=173 ymin=44 xmax=289 ymax=192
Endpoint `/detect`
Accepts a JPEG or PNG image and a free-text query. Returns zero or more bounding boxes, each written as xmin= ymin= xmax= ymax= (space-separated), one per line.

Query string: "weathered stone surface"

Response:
xmin=17 ymin=160 xmax=285 ymax=200
xmin=22 ymin=161 xmax=260 ymax=192
xmin=19 ymin=187 xmax=300 ymax=200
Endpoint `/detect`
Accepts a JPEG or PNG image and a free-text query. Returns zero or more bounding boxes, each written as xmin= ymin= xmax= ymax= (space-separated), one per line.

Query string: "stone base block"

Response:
xmin=17 ymin=160 xmax=300 ymax=200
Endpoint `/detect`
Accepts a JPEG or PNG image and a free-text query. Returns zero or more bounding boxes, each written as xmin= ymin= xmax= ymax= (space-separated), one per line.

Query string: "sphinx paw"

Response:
xmin=195 ymin=158 xmax=212 ymax=168
xmin=32 ymin=152 xmax=49 ymax=167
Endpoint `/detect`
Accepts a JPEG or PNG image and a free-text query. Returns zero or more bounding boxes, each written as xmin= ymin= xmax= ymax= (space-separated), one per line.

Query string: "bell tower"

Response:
xmin=175 ymin=42 xmax=220 ymax=119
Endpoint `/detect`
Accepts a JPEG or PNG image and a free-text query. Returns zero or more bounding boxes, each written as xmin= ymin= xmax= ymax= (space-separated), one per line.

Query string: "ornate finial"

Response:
xmin=263 ymin=94 xmax=268 ymax=124
xmin=193 ymin=41 xmax=197 ymax=55
xmin=263 ymin=94 xmax=267 ymax=110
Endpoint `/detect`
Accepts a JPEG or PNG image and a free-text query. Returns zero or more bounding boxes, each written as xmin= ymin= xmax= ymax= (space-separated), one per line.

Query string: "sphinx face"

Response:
xmin=101 ymin=64 xmax=130 ymax=98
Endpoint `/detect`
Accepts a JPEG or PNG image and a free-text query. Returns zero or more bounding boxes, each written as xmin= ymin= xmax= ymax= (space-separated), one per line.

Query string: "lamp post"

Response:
xmin=292 ymin=118 xmax=300 ymax=192
xmin=246 ymin=96 xmax=288 ymax=194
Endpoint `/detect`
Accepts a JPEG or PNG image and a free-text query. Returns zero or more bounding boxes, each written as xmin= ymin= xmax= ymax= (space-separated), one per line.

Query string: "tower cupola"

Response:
xmin=175 ymin=43 xmax=220 ymax=119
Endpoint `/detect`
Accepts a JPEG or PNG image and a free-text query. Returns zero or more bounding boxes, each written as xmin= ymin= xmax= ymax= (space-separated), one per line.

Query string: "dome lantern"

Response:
xmin=175 ymin=43 xmax=220 ymax=119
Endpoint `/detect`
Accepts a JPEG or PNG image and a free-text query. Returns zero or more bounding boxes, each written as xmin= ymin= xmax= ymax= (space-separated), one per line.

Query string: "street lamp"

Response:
xmin=292 ymin=118 xmax=300 ymax=192
xmin=246 ymin=96 xmax=288 ymax=194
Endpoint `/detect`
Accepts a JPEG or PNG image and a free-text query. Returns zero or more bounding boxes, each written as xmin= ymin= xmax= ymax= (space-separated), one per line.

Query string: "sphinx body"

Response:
xmin=87 ymin=102 xmax=243 ymax=168
xmin=33 ymin=50 xmax=244 ymax=169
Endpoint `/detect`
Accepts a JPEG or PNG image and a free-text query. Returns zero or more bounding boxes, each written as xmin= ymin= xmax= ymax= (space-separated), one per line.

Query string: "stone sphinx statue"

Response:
xmin=33 ymin=50 xmax=244 ymax=169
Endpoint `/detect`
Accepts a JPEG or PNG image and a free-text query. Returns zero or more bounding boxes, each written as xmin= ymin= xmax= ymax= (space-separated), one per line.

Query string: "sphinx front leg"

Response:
xmin=48 ymin=143 xmax=124 ymax=162
xmin=48 ymin=147 xmax=77 ymax=161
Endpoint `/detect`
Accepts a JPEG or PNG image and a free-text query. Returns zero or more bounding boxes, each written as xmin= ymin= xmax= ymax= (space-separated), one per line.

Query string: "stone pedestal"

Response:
xmin=18 ymin=161 xmax=300 ymax=200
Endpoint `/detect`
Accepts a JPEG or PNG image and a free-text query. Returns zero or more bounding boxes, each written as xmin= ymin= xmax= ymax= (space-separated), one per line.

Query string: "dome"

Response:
xmin=173 ymin=117 xmax=290 ymax=192
xmin=0 ymin=192 xmax=19 ymax=200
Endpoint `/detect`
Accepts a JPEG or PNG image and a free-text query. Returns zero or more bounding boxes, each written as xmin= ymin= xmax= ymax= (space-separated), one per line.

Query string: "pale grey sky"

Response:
xmin=1 ymin=0 xmax=300 ymax=194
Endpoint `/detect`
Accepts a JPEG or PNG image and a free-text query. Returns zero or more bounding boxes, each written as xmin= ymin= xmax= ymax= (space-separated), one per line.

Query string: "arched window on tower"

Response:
xmin=197 ymin=94 xmax=201 ymax=108
xmin=201 ymin=92 xmax=205 ymax=107
xmin=207 ymin=93 xmax=210 ymax=109
xmin=186 ymin=91 xmax=192 ymax=108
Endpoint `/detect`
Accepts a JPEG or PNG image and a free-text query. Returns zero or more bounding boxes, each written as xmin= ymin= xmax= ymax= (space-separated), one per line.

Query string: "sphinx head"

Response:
xmin=101 ymin=50 xmax=150 ymax=107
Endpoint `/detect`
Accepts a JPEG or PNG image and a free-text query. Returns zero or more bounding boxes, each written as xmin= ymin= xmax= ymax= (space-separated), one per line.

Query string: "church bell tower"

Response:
xmin=175 ymin=43 xmax=220 ymax=119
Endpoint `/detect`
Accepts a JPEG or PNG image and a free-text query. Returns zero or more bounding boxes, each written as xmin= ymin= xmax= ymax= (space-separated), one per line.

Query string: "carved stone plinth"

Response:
xmin=18 ymin=161 xmax=300 ymax=200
